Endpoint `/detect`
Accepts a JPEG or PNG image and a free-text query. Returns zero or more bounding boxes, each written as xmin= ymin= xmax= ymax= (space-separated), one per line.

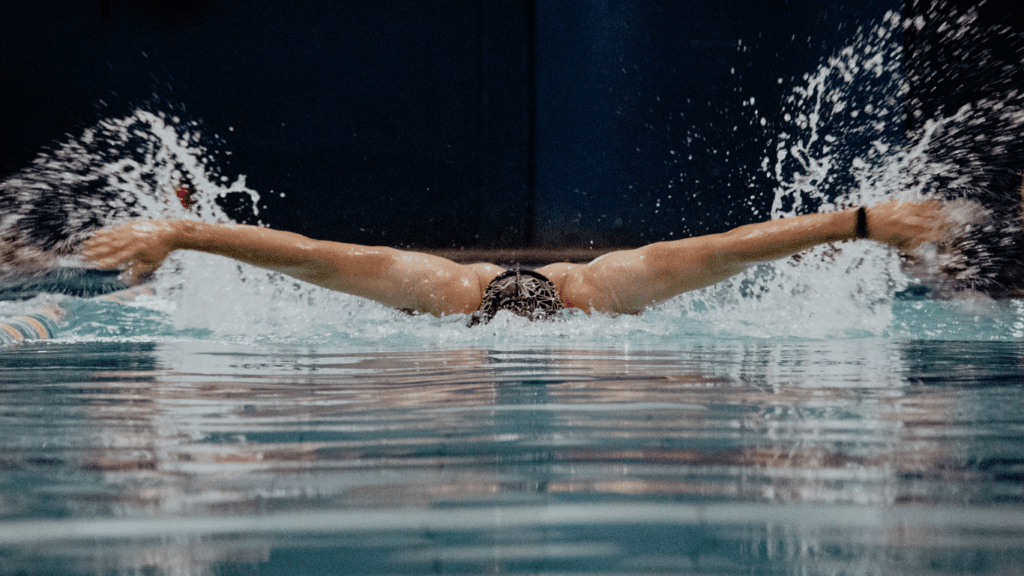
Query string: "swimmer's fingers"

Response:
xmin=81 ymin=229 xmax=131 ymax=269
xmin=81 ymin=222 xmax=176 ymax=279
xmin=120 ymin=261 xmax=159 ymax=285
xmin=82 ymin=228 xmax=148 ymax=270
xmin=867 ymin=199 xmax=947 ymax=252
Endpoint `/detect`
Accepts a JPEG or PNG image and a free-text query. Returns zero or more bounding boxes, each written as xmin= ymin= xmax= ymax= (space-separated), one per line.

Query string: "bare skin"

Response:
xmin=82 ymin=200 xmax=945 ymax=317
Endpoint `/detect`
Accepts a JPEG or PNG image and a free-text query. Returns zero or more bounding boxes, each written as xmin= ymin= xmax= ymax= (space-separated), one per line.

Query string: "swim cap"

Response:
xmin=468 ymin=269 xmax=564 ymax=326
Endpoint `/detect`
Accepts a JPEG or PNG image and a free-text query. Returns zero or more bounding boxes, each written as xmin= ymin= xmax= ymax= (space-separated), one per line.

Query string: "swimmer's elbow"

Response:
xmin=309 ymin=243 xmax=404 ymax=294
xmin=704 ymin=231 xmax=765 ymax=272
xmin=268 ymin=240 xmax=347 ymax=286
xmin=634 ymin=236 xmax=749 ymax=300
xmin=647 ymin=235 xmax=746 ymax=278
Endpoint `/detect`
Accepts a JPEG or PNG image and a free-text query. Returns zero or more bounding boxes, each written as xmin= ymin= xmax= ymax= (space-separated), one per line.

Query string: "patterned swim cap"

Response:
xmin=468 ymin=269 xmax=564 ymax=326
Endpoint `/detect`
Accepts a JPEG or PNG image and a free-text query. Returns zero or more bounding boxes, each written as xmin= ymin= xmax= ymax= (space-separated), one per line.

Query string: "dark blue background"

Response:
xmin=3 ymin=0 xmax=996 ymax=250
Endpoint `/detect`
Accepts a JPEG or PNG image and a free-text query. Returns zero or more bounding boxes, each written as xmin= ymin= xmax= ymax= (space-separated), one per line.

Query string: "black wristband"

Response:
xmin=855 ymin=207 xmax=869 ymax=239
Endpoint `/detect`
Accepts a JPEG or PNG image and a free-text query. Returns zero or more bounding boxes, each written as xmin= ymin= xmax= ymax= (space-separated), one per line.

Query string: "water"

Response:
xmin=1 ymin=337 xmax=1023 ymax=575
xmin=3 ymin=3 xmax=1024 ymax=574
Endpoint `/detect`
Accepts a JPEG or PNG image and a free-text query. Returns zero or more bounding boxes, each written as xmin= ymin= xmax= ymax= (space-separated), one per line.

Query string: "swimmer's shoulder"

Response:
xmin=535 ymin=262 xmax=578 ymax=295
xmin=466 ymin=262 xmax=503 ymax=294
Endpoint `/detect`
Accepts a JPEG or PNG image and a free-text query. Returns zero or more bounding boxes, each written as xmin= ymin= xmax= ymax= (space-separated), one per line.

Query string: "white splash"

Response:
xmin=0 ymin=108 xmax=260 ymax=275
xmin=671 ymin=5 xmax=1024 ymax=338
xmin=8 ymin=2 xmax=1024 ymax=343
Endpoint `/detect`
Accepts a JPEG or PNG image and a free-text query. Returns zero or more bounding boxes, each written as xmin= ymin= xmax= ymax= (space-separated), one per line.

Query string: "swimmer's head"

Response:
xmin=468 ymin=269 xmax=564 ymax=326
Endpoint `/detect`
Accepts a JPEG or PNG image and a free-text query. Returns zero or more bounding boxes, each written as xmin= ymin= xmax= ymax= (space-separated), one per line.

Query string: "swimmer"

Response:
xmin=82 ymin=200 xmax=945 ymax=324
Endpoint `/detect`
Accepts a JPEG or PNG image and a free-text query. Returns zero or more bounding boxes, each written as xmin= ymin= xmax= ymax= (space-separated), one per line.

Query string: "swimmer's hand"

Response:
xmin=865 ymin=200 xmax=946 ymax=252
xmin=82 ymin=221 xmax=179 ymax=284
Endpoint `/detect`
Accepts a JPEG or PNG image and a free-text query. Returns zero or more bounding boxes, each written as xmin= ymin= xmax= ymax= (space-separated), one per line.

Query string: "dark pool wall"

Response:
xmin=533 ymin=0 xmax=901 ymax=247
xmin=3 ymin=0 xmax=909 ymax=249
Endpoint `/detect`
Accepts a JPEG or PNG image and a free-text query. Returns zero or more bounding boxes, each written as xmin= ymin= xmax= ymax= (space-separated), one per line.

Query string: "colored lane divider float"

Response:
xmin=1 ymin=184 xmax=188 ymax=345
xmin=0 ymin=307 xmax=62 ymax=345
xmin=0 ymin=283 xmax=154 ymax=345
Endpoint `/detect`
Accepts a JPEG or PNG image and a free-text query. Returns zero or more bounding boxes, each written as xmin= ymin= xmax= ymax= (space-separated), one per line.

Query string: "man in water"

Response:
xmin=83 ymin=201 xmax=944 ymax=324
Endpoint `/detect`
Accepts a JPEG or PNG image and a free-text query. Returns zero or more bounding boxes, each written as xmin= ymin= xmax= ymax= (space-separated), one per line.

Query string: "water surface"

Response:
xmin=2 ymin=334 xmax=1022 ymax=575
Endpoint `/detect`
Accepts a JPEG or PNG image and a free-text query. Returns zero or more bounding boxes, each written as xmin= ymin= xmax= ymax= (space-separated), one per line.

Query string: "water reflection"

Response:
xmin=1 ymin=339 xmax=1022 ymax=574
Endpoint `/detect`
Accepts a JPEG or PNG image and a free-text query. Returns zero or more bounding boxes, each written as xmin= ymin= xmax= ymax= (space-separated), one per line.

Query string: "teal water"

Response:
xmin=3 ymin=5 xmax=1024 ymax=573
xmin=1 ymin=289 xmax=1023 ymax=575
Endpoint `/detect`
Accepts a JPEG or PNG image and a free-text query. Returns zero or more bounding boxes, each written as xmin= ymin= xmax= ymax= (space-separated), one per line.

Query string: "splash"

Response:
xmin=0 ymin=106 xmax=427 ymax=343
xmin=772 ymin=5 xmax=1024 ymax=214
xmin=7 ymin=3 xmax=1024 ymax=343
xmin=771 ymin=11 xmax=908 ymax=216
xmin=772 ymin=3 xmax=1024 ymax=294
xmin=674 ymin=3 xmax=1024 ymax=337
xmin=0 ymin=108 xmax=260 ymax=277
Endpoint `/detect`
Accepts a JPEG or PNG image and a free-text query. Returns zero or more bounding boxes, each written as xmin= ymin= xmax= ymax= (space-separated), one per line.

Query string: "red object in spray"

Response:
xmin=175 ymin=185 xmax=193 ymax=209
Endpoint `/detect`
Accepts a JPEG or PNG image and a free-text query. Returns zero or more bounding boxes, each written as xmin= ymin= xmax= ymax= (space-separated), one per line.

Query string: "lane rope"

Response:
xmin=0 ymin=284 xmax=154 ymax=345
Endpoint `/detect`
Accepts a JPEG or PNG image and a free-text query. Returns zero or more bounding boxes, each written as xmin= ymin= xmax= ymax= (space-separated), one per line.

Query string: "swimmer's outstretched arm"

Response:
xmin=82 ymin=221 xmax=497 ymax=316
xmin=543 ymin=201 xmax=944 ymax=314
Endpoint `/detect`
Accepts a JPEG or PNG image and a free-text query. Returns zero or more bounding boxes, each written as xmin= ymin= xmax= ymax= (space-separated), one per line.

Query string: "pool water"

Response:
xmin=3 ymin=7 xmax=1024 ymax=573
xmin=1 ymin=287 xmax=1023 ymax=575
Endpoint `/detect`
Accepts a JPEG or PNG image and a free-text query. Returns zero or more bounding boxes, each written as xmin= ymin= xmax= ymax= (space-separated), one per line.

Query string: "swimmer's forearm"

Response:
xmin=170 ymin=221 xmax=396 ymax=291
xmin=709 ymin=201 xmax=939 ymax=266
xmin=621 ymin=210 xmax=860 ymax=302
xmin=172 ymin=221 xmax=330 ymax=275
xmin=710 ymin=208 xmax=861 ymax=266
xmin=586 ymin=205 xmax=928 ymax=313
xmin=559 ymin=209 xmax=864 ymax=313
xmin=83 ymin=219 xmax=483 ymax=314
xmin=654 ymin=206 xmax=900 ymax=292
xmin=168 ymin=221 xmax=486 ymax=314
